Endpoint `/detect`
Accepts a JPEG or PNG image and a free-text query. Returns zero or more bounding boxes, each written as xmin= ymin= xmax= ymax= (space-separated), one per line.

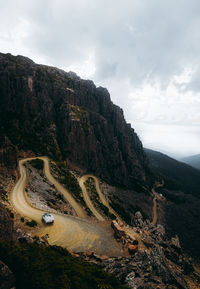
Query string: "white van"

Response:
xmin=42 ymin=213 xmax=54 ymax=224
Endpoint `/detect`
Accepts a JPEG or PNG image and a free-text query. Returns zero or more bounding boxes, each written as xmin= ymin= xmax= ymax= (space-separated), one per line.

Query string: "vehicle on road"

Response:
xmin=42 ymin=213 xmax=54 ymax=224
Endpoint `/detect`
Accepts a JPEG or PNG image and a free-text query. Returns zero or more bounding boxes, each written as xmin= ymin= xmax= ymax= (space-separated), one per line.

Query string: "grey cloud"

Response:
xmin=2 ymin=0 xmax=200 ymax=87
xmin=0 ymin=0 xmax=199 ymax=156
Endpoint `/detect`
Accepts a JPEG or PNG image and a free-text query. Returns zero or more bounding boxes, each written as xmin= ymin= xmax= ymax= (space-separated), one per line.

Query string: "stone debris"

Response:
xmin=74 ymin=211 xmax=197 ymax=288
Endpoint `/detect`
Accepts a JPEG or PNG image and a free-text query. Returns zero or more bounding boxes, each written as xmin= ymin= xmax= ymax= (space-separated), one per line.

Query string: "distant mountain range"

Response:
xmin=181 ymin=154 xmax=200 ymax=170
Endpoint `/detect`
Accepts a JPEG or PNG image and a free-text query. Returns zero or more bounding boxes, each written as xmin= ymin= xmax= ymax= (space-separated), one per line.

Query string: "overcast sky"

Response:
xmin=0 ymin=0 xmax=199 ymax=158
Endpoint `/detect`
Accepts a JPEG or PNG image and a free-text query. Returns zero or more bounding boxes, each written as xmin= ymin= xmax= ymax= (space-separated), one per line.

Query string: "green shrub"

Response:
xmin=110 ymin=201 xmax=131 ymax=225
xmin=6 ymin=208 xmax=14 ymax=219
xmin=29 ymin=159 xmax=44 ymax=170
xmin=51 ymin=162 xmax=85 ymax=206
xmin=84 ymin=179 xmax=116 ymax=219
xmin=0 ymin=242 xmax=127 ymax=289
xmin=26 ymin=219 xmax=37 ymax=227
xmin=129 ymin=204 xmax=149 ymax=220
xmin=20 ymin=217 xmax=25 ymax=223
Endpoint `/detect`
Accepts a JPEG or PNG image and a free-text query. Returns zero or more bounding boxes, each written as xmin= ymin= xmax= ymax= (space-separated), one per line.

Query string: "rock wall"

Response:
xmin=0 ymin=203 xmax=15 ymax=243
xmin=0 ymin=52 xmax=153 ymax=189
xmin=0 ymin=137 xmax=18 ymax=171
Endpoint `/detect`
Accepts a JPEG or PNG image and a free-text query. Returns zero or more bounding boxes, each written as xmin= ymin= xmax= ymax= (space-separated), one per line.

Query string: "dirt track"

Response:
xmin=152 ymin=182 xmax=164 ymax=226
xmin=10 ymin=157 xmax=124 ymax=256
xmin=152 ymin=188 xmax=158 ymax=226
xmin=79 ymin=175 xmax=120 ymax=221
xmin=79 ymin=175 xmax=105 ymax=221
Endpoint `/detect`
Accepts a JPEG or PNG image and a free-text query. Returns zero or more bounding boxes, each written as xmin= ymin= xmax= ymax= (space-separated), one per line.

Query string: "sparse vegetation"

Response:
xmin=110 ymin=201 xmax=132 ymax=225
xmin=0 ymin=189 xmax=7 ymax=201
xmin=84 ymin=178 xmax=116 ymax=220
xmin=143 ymin=241 xmax=154 ymax=249
xmin=50 ymin=161 xmax=87 ymax=208
xmin=0 ymin=110 xmax=62 ymax=161
xmin=145 ymin=148 xmax=200 ymax=198
xmin=129 ymin=204 xmax=149 ymax=220
xmin=71 ymin=105 xmax=87 ymax=120
xmin=71 ymin=105 xmax=90 ymax=132
xmin=0 ymin=242 xmax=126 ymax=289
xmin=20 ymin=217 xmax=25 ymax=223
xmin=156 ymin=187 xmax=186 ymax=204
xmin=6 ymin=207 xmax=14 ymax=219
xmin=29 ymin=159 xmax=44 ymax=170
xmin=85 ymin=207 xmax=93 ymax=216
xmin=26 ymin=219 xmax=37 ymax=227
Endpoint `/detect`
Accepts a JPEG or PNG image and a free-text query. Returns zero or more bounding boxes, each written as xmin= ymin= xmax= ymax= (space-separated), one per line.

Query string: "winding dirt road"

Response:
xmin=152 ymin=188 xmax=158 ymax=226
xmin=41 ymin=157 xmax=86 ymax=218
xmin=79 ymin=175 xmax=105 ymax=221
xmin=10 ymin=157 xmax=124 ymax=256
xmin=79 ymin=175 xmax=120 ymax=222
xmin=152 ymin=182 xmax=164 ymax=226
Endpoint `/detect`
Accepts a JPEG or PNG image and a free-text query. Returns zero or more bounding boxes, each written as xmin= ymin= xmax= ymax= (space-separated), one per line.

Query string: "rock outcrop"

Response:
xmin=111 ymin=221 xmax=126 ymax=239
xmin=0 ymin=137 xmax=18 ymax=171
xmin=76 ymin=211 xmax=199 ymax=288
xmin=0 ymin=203 xmax=15 ymax=243
xmin=0 ymin=52 xmax=152 ymax=189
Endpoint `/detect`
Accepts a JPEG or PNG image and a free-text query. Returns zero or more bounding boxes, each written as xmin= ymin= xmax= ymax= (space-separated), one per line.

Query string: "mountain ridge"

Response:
xmin=145 ymin=147 xmax=200 ymax=262
xmin=145 ymin=148 xmax=200 ymax=198
xmin=182 ymin=154 xmax=200 ymax=170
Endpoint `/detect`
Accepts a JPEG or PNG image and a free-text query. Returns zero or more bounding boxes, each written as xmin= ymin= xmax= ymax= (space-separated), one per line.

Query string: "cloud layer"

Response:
xmin=0 ymin=0 xmax=199 ymax=157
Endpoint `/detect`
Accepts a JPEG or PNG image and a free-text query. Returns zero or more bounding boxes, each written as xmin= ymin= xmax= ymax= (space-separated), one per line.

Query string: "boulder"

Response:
xmin=111 ymin=221 xmax=125 ymax=239
xmin=86 ymin=251 xmax=93 ymax=258
xmin=100 ymin=255 xmax=108 ymax=261
xmin=170 ymin=235 xmax=181 ymax=251
xmin=128 ymin=244 xmax=138 ymax=254
xmin=134 ymin=211 xmax=144 ymax=227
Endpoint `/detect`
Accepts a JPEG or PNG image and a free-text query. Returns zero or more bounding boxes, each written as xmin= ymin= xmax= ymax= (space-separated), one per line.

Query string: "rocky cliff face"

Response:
xmin=0 ymin=52 xmax=152 ymax=189
xmin=0 ymin=203 xmax=15 ymax=243
xmin=0 ymin=137 xmax=18 ymax=171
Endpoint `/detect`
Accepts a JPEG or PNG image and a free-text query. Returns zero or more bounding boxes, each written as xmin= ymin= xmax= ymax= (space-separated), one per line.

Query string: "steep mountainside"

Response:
xmin=0 ymin=52 xmax=152 ymax=190
xmin=145 ymin=148 xmax=200 ymax=198
xmin=182 ymin=154 xmax=200 ymax=170
xmin=145 ymin=148 xmax=200 ymax=261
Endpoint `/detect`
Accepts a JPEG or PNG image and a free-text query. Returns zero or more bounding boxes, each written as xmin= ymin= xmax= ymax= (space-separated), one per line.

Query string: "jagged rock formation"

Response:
xmin=0 ymin=52 xmax=152 ymax=189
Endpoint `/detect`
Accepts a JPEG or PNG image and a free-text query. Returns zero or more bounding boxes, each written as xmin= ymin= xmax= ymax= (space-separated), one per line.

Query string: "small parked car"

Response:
xmin=42 ymin=213 xmax=54 ymax=224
